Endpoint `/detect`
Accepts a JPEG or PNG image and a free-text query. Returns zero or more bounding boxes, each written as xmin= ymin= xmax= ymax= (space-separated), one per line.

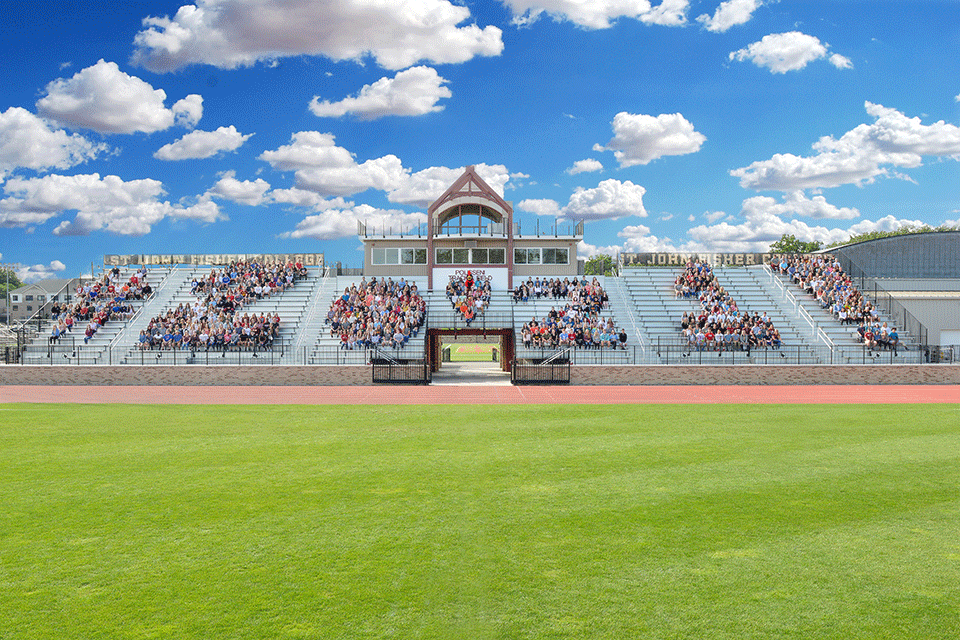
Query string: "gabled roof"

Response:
xmin=428 ymin=165 xmax=512 ymax=216
xmin=10 ymin=278 xmax=75 ymax=294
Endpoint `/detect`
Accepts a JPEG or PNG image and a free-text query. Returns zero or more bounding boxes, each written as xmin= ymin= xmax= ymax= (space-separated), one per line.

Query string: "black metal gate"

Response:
xmin=511 ymin=353 xmax=571 ymax=385
xmin=371 ymin=357 xmax=431 ymax=384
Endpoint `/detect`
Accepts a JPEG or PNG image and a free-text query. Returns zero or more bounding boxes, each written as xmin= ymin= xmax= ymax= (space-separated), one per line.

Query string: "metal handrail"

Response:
xmin=541 ymin=347 xmax=571 ymax=365
xmin=17 ymin=275 xmax=81 ymax=333
xmin=611 ymin=275 xmax=645 ymax=355
xmin=103 ymin=266 xmax=174 ymax=359
xmin=292 ymin=264 xmax=328 ymax=353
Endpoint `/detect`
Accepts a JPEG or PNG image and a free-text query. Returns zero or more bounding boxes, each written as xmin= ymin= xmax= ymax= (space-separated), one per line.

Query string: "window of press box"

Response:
xmin=373 ymin=248 xmax=426 ymax=265
xmin=543 ymin=248 xmax=569 ymax=264
xmin=437 ymin=247 xmax=506 ymax=264
xmin=514 ymin=248 xmax=568 ymax=265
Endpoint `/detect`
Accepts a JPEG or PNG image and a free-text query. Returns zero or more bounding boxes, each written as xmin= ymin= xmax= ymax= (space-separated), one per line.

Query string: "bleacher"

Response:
xmin=305 ymin=276 xmax=428 ymax=365
xmin=511 ymin=276 xmax=635 ymax=364
xmin=762 ymin=263 xmax=921 ymax=361
xmin=21 ymin=265 xmax=175 ymax=365
xmin=13 ymin=258 xmax=937 ymax=369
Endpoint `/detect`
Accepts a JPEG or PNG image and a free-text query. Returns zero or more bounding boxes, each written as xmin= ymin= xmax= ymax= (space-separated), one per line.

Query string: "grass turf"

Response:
xmin=1 ymin=403 xmax=959 ymax=639
xmin=444 ymin=343 xmax=497 ymax=362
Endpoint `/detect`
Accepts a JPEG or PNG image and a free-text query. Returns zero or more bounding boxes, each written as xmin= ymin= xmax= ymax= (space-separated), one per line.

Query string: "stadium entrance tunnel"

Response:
xmin=427 ymin=328 xmax=514 ymax=376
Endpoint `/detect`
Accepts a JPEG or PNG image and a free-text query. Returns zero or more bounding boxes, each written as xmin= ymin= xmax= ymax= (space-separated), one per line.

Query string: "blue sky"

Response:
xmin=1 ymin=0 xmax=958 ymax=281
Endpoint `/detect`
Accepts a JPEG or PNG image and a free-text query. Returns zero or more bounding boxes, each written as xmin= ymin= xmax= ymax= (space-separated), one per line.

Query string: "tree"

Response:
xmin=584 ymin=253 xmax=615 ymax=276
xmin=0 ymin=268 xmax=23 ymax=299
xmin=769 ymin=233 xmax=822 ymax=254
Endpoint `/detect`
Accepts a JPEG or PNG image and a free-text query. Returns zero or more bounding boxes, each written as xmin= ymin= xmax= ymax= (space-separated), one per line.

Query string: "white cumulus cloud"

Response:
xmin=0 ymin=107 xmax=107 ymax=178
xmin=260 ymin=131 xmax=515 ymax=206
xmin=617 ymin=224 xmax=680 ymax=252
xmin=280 ymin=204 xmax=426 ymax=240
xmin=309 ymin=66 xmax=451 ymax=119
xmin=697 ymin=0 xmax=764 ymax=33
xmin=506 ymin=0 xmax=689 ymax=29
xmin=36 ymin=60 xmax=203 ymax=134
xmin=517 ymin=198 xmax=562 ymax=217
xmin=17 ymin=260 xmax=67 ymax=283
xmin=268 ymin=188 xmax=354 ymax=211
xmin=154 ymin=126 xmax=252 ymax=160
xmin=681 ymin=199 xmax=919 ymax=253
xmin=0 ymin=173 xmax=223 ymax=235
xmin=387 ymin=163 xmax=512 ymax=207
xmin=521 ymin=179 xmax=648 ymax=221
xmin=206 ymin=171 xmax=271 ymax=206
xmin=829 ymin=53 xmax=853 ymax=69
xmin=566 ymin=158 xmax=603 ymax=175
xmin=577 ymin=240 xmax=625 ymax=258
xmin=731 ymin=102 xmax=960 ymax=191
xmin=594 ymin=111 xmax=705 ymax=167
xmin=132 ymin=0 xmax=504 ymax=72
xmin=743 ymin=191 xmax=860 ymax=220
xmin=729 ymin=32 xmax=851 ymax=74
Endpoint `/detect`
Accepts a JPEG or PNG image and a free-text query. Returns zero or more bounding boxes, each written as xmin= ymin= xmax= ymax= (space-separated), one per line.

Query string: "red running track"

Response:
xmin=1 ymin=385 xmax=959 ymax=405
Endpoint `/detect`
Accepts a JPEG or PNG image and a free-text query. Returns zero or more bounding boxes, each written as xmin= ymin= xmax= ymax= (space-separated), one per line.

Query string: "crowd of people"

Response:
xmin=48 ymin=267 xmax=152 ymax=345
xmin=444 ymin=271 xmax=491 ymax=326
xmin=772 ymin=254 xmax=901 ymax=352
xmin=326 ymin=277 xmax=426 ymax=350
xmin=138 ymin=259 xmax=306 ymax=351
xmin=512 ymin=276 xmax=609 ymax=314
xmin=677 ymin=261 xmax=783 ymax=353
xmin=513 ymin=276 xmax=624 ymax=350
xmin=520 ymin=309 xmax=628 ymax=350
xmin=771 ymin=255 xmax=881 ymax=325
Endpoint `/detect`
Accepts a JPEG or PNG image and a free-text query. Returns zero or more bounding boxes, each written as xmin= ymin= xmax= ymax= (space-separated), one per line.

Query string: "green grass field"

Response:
xmin=2 ymin=404 xmax=959 ymax=639
xmin=444 ymin=343 xmax=497 ymax=362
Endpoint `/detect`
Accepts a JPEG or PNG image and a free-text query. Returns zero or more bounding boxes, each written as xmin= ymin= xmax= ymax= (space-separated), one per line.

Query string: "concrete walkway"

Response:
xmin=430 ymin=360 xmax=512 ymax=386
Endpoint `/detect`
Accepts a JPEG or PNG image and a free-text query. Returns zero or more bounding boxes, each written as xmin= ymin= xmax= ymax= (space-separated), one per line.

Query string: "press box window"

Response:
xmin=543 ymin=248 xmax=569 ymax=265
xmin=514 ymin=248 xmax=541 ymax=265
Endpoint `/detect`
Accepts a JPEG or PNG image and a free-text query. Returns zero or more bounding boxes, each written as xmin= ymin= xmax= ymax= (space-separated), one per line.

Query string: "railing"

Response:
xmin=834 ymin=254 xmax=930 ymax=347
xmin=611 ymin=276 xmax=645 ymax=356
xmin=104 ymin=267 xmax=174 ymax=357
xmin=427 ymin=308 xmax=514 ymax=332
xmin=15 ymin=277 xmax=81 ymax=333
xmin=512 ymin=219 xmax=583 ymax=238
xmin=765 ymin=264 xmax=836 ymax=351
xmin=797 ymin=304 xmax=816 ymax=335
xmin=40 ymin=337 xmax=292 ymax=366
xmin=19 ymin=340 xmax=960 ymax=367
xmin=511 ymin=356 xmax=571 ymax=384
xmin=817 ymin=327 xmax=836 ymax=359
xmin=371 ymin=357 xmax=431 ymax=384
xmin=292 ymin=264 xmax=329 ymax=354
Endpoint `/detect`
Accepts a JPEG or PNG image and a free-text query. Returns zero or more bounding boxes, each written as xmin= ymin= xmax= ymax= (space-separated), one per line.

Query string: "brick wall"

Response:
xmin=0 ymin=365 xmax=372 ymax=386
xmin=570 ymin=365 xmax=960 ymax=385
xmin=2 ymin=364 xmax=958 ymax=386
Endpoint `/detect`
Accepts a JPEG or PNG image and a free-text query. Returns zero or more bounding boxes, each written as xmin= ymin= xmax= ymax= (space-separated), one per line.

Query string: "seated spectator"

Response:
xmin=137 ymin=259 xmax=301 ymax=353
xmin=676 ymin=260 xmax=781 ymax=354
xmin=325 ymin=277 xmax=425 ymax=351
xmin=513 ymin=276 xmax=608 ymax=315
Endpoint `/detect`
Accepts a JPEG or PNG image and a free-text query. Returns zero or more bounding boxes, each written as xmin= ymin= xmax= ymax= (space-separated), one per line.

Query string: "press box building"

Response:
xmin=360 ymin=166 xmax=583 ymax=291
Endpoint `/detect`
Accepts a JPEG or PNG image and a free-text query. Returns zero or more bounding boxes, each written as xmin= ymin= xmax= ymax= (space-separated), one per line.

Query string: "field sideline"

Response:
xmin=1 ymin=403 xmax=959 ymax=639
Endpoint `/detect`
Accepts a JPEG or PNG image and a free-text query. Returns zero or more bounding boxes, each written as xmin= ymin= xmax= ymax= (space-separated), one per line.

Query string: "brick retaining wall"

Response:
xmin=0 ymin=365 xmax=372 ymax=386
xmin=2 ymin=364 xmax=959 ymax=386
xmin=570 ymin=365 xmax=960 ymax=385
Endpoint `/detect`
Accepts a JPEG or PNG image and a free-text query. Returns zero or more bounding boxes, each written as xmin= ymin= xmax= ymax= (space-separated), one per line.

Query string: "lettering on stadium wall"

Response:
xmin=621 ymin=252 xmax=775 ymax=267
xmin=104 ymin=253 xmax=324 ymax=267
